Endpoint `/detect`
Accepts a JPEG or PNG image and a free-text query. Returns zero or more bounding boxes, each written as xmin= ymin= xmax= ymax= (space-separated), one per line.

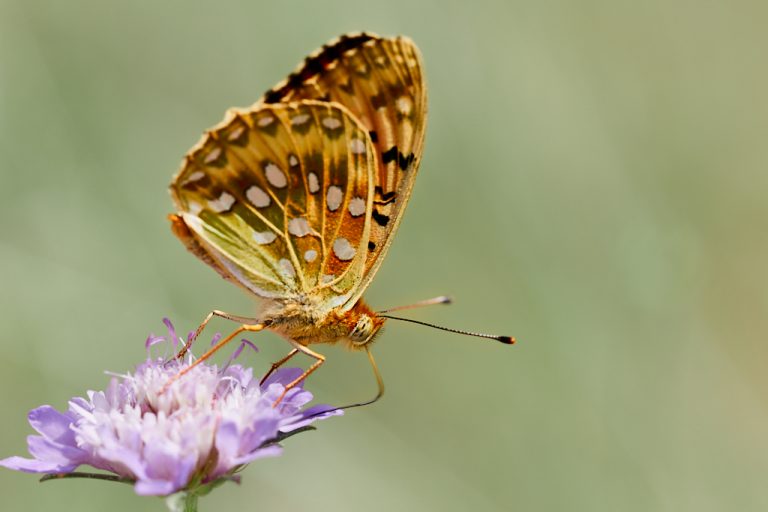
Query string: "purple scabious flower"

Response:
xmin=0 ymin=320 xmax=340 ymax=498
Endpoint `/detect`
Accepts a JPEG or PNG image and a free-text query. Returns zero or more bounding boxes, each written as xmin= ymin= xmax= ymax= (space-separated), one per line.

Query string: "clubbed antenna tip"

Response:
xmin=380 ymin=314 xmax=516 ymax=345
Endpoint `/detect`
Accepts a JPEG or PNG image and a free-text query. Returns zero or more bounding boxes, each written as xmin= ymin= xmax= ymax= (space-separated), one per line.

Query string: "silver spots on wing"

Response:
xmin=183 ymin=171 xmax=205 ymax=185
xmin=208 ymin=192 xmax=235 ymax=213
xmin=396 ymin=96 xmax=412 ymax=115
xmin=203 ymin=146 xmax=223 ymax=165
xmin=291 ymin=113 xmax=310 ymax=126
xmin=348 ymin=197 xmax=366 ymax=217
xmin=322 ymin=116 xmax=342 ymax=130
xmin=246 ymin=186 xmax=271 ymax=208
xmin=264 ymin=162 xmax=287 ymax=188
xmin=333 ymin=237 xmax=356 ymax=261
xmin=288 ymin=217 xmax=312 ymax=237
xmin=227 ymin=125 xmax=246 ymax=142
xmin=304 ymin=249 xmax=318 ymax=262
xmin=308 ymin=172 xmax=320 ymax=193
xmin=326 ymin=185 xmax=343 ymax=211
xmin=257 ymin=115 xmax=275 ymax=127
xmin=279 ymin=258 xmax=296 ymax=278
xmin=349 ymin=138 xmax=366 ymax=154
xmin=253 ymin=231 xmax=277 ymax=245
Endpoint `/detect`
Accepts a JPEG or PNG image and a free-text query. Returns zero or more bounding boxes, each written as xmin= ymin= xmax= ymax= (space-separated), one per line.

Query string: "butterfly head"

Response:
xmin=344 ymin=300 xmax=386 ymax=349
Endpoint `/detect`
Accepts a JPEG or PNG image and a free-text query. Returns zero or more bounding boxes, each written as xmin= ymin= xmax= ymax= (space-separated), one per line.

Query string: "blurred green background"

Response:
xmin=2 ymin=0 xmax=768 ymax=510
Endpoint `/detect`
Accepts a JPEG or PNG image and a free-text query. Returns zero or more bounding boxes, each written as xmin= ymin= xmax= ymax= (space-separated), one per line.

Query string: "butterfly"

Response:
xmin=168 ymin=33 xmax=512 ymax=406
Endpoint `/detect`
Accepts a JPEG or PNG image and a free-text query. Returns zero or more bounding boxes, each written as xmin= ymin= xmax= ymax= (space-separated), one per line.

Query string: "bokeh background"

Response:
xmin=2 ymin=0 xmax=768 ymax=510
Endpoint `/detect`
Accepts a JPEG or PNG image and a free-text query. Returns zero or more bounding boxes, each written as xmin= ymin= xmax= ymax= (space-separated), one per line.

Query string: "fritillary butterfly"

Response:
xmin=168 ymin=33 xmax=512 ymax=406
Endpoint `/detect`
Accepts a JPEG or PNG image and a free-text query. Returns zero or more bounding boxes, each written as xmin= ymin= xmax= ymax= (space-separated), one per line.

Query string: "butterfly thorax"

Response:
xmin=263 ymin=298 xmax=385 ymax=350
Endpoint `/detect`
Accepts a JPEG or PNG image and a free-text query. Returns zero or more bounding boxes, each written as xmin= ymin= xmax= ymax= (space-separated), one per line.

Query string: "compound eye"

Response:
xmin=350 ymin=316 xmax=373 ymax=344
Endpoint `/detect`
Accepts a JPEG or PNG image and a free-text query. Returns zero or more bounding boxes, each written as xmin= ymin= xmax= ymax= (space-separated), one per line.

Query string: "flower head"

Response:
xmin=0 ymin=320 xmax=340 ymax=496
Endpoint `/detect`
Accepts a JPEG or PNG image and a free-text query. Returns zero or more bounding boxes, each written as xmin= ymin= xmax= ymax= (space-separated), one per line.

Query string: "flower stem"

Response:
xmin=40 ymin=472 xmax=133 ymax=484
xmin=165 ymin=491 xmax=198 ymax=512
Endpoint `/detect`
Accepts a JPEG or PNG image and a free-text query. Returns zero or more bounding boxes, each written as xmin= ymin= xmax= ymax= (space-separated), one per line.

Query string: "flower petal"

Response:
xmin=135 ymin=479 xmax=178 ymax=496
xmin=261 ymin=367 xmax=304 ymax=388
xmin=213 ymin=422 xmax=240 ymax=462
xmin=28 ymin=406 xmax=77 ymax=445
xmin=97 ymin=447 xmax=146 ymax=480
xmin=232 ymin=444 xmax=283 ymax=466
xmin=280 ymin=404 xmax=343 ymax=431
xmin=0 ymin=454 xmax=78 ymax=473
xmin=27 ymin=435 xmax=86 ymax=467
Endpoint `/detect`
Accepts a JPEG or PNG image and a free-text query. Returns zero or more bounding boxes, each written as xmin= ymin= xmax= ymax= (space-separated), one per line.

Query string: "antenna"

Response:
xmin=378 ymin=295 xmax=452 ymax=313
xmin=303 ymin=347 xmax=384 ymax=420
xmin=303 ymin=297 xmax=515 ymax=421
xmin=379 ymin=314 xmax=515 ymax=345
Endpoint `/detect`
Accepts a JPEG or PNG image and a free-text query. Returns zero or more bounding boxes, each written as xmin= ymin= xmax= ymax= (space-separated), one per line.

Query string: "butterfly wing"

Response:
xmin=260 ymin=33 xmax=427 ymax=305
xmin=170 ymin=101 xmax=376 ymax=310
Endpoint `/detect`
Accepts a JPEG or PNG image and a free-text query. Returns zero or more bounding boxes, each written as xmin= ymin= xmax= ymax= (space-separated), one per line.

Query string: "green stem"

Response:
xmin=40 ymin=472 xmax=133 ymax=485
xmin=165 ymin=492 xmax=198 ymax=512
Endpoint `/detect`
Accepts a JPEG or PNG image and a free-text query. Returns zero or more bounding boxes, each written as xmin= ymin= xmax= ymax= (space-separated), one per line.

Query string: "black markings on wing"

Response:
xmin=381 ymin=145 xmax=415 ymax=171
xmin=374 ymin=186 xmax=397 ymax=205
xmin=264 ymin=34 xmax=377 ymax=104
xmin=371 ymin=209 xmax=390 ymax=227
xmin=259 ymin=33 xmax=427 ymax=302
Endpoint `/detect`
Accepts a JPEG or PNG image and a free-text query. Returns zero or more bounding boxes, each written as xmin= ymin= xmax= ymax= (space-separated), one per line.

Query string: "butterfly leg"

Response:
xmin=162 ymin=322 xmax=265 ymax=393
xmin=177 ymin=310 xmax=261 ymax=359
xmin=272 ymin=342 xmax=326 ymax=407
xmin=259 ymin=348 xmax=300 ymax=386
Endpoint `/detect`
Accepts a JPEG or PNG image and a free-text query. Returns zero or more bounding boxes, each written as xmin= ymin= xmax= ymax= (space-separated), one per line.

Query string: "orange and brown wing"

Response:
xmin=260 ymin=33 xmax=427 ymax=303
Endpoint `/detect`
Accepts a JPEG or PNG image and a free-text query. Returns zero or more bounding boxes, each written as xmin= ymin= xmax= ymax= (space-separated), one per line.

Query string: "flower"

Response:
xmin=0 ymin=320 xmax=341 ymax=496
